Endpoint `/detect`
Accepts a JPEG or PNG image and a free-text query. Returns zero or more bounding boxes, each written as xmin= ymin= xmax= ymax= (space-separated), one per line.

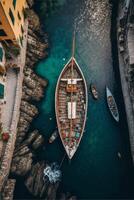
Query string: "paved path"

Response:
xmin=0 ymin=69 xmax=17 ymax=158
xmin=2 ymin=69 xmax=17 ymax=131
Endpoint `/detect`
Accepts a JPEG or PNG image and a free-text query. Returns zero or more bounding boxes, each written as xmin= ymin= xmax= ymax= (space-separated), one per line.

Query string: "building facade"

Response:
xmin=0 ymin=0 xmax=27 ymax=47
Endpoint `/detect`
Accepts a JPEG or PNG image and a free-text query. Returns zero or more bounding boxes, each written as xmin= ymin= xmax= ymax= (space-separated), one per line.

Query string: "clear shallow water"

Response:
xmin=32 ymin=0 xmax=134 ymax=198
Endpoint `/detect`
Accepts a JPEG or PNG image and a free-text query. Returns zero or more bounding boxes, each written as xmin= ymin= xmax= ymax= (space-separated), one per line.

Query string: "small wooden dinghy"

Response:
xmin=90 ymin=84 xmax=99 ymax=100
xmin=49 ymin=130 xmax=58 ymax=144
xmin=106 ymin=87 xmax=119 ymax=122
xmin=117 ymin=152 xmax=122 ymax=159
xmin=55 ymin=32 xmax=88 ymax=160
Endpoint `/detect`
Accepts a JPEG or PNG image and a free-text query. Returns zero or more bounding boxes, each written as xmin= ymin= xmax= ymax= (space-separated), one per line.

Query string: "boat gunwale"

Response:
xmin=55 ymin=56 xmax=88 ymax=159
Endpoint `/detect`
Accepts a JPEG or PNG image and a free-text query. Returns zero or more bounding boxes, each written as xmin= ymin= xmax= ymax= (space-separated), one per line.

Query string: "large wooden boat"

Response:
xmin=55 ymin=33 xmax=88 ymax=160
xmin=106 ymin=87 xmax=119 ymax=122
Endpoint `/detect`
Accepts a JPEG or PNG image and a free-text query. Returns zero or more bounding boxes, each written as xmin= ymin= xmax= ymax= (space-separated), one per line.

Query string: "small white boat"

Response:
xmin=117 ymin=152 xmax=122 ymax=159
xmin=90 ymin=84 xmax=99 ymax=100
xmin=106 ymin=87 xmax=119 ymax=122
xmin=49 ymin=130 xmax=58 ymax=144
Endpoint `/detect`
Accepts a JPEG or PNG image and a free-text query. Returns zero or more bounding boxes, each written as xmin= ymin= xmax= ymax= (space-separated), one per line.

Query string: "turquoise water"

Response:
xmin=32 ymin=0 xmax=134 ymax=198
xmin=0 ymin=83 xmax=4 ymax=99
xmin=0 ymin=47 xmax=3 ymax=62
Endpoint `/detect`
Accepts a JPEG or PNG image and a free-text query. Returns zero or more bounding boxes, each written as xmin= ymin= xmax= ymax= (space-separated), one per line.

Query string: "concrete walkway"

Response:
xmin=0 ymin=69 xmax=17 ymax=158
xmin=2 ymin=69 xmax=18 ymax=131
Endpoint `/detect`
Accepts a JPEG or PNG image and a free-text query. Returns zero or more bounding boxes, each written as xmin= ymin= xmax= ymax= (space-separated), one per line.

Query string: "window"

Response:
xmin=0 ymin=84 xmax=4 ymax=99
xmin=13 ymin=0 xmax=17 ymax=9
xmin=21 ymin=25 xmax=24 ymax=34
xmin=9 ymin=9 xmax=15 ymax=25
xmin=0 ymin=29 xmax=7 ymax=36
xmin=6 ymin=39 xmax=13 ymax=44
xmin=19 ymin=35 xmax=23 ymax=46
xmin=0 ymin=47 xmax=3 ymax=62
xmin=18 ymin=12 xmax=21 ymax=20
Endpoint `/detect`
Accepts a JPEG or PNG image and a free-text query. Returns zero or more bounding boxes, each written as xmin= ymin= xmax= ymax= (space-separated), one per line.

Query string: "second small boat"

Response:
xmin=106 ymin=87 xmax=119 ymax=122
xmin=49 ymin=130 xmax=58 ymax=144
xmin=90 ymin=84 xmax=99 ymax=100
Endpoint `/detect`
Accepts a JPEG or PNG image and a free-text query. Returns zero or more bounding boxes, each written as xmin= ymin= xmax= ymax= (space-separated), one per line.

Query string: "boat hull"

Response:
xmin=106 ymin=87 xmax=119 ymax=122
xmin=55 ymin=57 xmax=88 ymax=159
xmin=90 ymin=84 xmax=99 ymax=100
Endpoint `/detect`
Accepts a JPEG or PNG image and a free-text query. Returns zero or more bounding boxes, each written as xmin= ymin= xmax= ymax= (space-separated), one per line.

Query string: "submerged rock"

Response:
xmin=2 ymin=179 xmax=16 ymax=200
xmin=25 ymin=162 xmax=60 ymax=198
xmin=25 ymin=162 xmax=47 ymax=197
xmin=46 ymin=182 xmax=59 ymax=200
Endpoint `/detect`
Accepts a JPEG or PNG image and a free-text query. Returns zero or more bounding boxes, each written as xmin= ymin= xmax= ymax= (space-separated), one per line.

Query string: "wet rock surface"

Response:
xmin=11 ymin=130 xmax=44 ymax=176
xmin=2 ymin=179 xmax=16 ymax=200
xmin=24 ymin=161 xmax=76 ymax=199
xmin=25 ymin=162 xmax=59 ymax=198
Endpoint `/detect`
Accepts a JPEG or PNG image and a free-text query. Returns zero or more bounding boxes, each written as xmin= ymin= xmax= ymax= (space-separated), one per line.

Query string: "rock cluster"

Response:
xmin=2 ymin=179 xmax=16 ymax=200
xmin=11 ymin=130 xmax=44 ymax=176
xmin=16 ymin=7 xmax=48 ymax=147
xmin=16 ymin=101 xmax=38 ymax=145
xmin=24 ymin=161 xmax=77 ymax=200
xmin=22 ymin=67 xmax=47 ymax=101
xmin=25 ymin=162 xmax=59 ymax=199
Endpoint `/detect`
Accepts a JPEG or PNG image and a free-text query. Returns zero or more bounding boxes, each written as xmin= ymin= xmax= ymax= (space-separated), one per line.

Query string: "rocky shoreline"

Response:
xmin=10 ymin=2 xmax=77 ymax=199
xmin=13 ymin=8 xmax=48 ymax=150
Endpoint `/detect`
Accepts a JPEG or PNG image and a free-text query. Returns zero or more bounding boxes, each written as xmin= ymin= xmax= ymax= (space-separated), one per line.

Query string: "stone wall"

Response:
xmin=117 ymin=0 xmax=134 ymax=162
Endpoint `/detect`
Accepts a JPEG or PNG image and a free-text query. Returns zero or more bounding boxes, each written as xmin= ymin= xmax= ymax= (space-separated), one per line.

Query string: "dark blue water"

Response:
xmin=31 ymin=0 xmax=134 ymax=198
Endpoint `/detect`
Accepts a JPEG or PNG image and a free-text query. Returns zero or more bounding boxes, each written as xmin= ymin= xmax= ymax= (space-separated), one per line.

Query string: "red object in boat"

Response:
xmin=2 ymin=132 xmax=9 ymax=141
